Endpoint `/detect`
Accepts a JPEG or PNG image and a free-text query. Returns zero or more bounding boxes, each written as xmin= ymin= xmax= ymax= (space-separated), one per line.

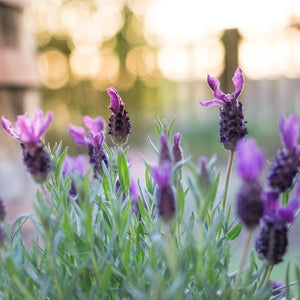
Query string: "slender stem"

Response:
xmin=258 ymin=263 xmax=272 ymax=289
xmin=234 ymin=230 xmax=253 ymax=299
xmin=41 ymin=184 xmax=51 ymax=204
xmin=223 ymin=150 xmax=235 ymax=211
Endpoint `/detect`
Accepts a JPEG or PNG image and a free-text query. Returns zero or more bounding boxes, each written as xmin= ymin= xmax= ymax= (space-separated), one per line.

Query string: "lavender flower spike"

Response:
xmin=2 ymin=108 xmax=53 ymax=143
xmin=172 ymin=133 xmax=183 ymax=164
xmin=199 ymin=67 xmax=247 ymax=150
xmin=267 ymin=114 xmax=300 ymax=193
xmin=2 ymin=108 xmax=53 ymax=183
xmin=236 ymin=138 xmax=265 ymax=229
xmin=107 ymin=87 xmax=131 ymax=145
xmin=153 ymin=161 xmax=175 ymax=222
xmin=236 ymin=138 xmax=264 ymax=181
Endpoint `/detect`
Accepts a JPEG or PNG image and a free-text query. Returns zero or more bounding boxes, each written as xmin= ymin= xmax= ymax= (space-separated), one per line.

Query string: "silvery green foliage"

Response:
xmin=0 ymin=122 xmax=299 ymax=300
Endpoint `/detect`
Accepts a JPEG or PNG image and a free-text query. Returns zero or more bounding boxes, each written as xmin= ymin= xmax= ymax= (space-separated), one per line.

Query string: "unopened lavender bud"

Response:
xmin=0 ymin=198 xmax=6 ymax=221
xmin=153 ymin=162 xmax=176 ymax=222
xmin=107 ymin=87 xmax=131 ymax=145
xmin=199 ymin=67 xmax=247 ymax=151
xmin=172 ymin=133 xmax=183 ymax=164
xmin=198 ymin=156 xmax=210 ymax=187
xmin=159 ymin=134 xmax=172 ymax=164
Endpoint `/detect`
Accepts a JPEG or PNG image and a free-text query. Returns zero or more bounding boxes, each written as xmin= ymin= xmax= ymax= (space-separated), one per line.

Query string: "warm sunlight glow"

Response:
xmin=38 ymin=50 xmax=69 ymax=89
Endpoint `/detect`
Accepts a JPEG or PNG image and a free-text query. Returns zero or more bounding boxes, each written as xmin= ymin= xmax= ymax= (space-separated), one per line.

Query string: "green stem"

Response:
xmin=223 ymin=150 xmax=235 ymax=211
xmin=234 ymin=230 xmax=253 ymax=299
xmin=258 ymin=263 xmax=272 ymax=289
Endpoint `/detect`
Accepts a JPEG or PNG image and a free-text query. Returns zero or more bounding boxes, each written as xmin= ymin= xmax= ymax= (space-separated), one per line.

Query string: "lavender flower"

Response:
xmin=159 ymin=134 xmax=172 ymax=164
xmin=2 ymin=108 xmax=53 ymax=183
xmin=62 ymin=154 xmax=86 ymax=196
xmin=69 ymin=116 xmax=108 ymax=177
xmin=172 ymin=133 xmax=183 ymax=164
xmin=236 ymin=139 xmax=265 ymax=229
xmin=199 ymin=67 xmax=248 ymax=150
xmin=153 ymin=161 xmax=175 ymax=222
xmin=267 ymin=114 xmax=300 ymax=193
xmin=107 ymin=87 xmax=131 ymax=145
xmin=255 ymin=182 xmax=300 ymax=265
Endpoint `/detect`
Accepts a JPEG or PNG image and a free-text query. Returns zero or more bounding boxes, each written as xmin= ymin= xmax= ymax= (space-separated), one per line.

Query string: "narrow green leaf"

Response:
xmin=167 ymin=116 xmax=176 ymax=137
xmin=102 ymin=174 xmax=111 ymax=201
xmin=227 ymin=223 xmax=243 ymax=240
xmin=117 ymin=149 xmax=130 ymax=194
xmin=100 ymin=263 xmax=112 ymax=294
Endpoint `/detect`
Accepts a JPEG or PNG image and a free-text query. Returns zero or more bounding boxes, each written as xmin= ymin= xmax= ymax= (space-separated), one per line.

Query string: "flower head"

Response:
xmin=69 ymin=115 xmax=105 ymax=146
xmin=172 ymin=133 xmax=183 ymax=164
xmin=107 ymin=87 xmax=131 ymax=145
xmin=62 ymin=154 xmax=86 ymax=178
xmin=199 ymin=67 xmax=244 ymax=107
xmin=236 ymin=138 xmax=265 ymax=181
xmin=152 ymin=161 xmax=172 ymax=188
xmin=2 ymin=108 xmax=53 ymax=143
xmin=279 ymin=114 xmax=299 ymax=149
xmin=198 ymin=67 xmax=247 ymax=150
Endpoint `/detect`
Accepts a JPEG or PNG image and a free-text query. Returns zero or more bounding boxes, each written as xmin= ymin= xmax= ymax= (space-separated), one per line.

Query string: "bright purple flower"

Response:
xmin=69 ymin=115 xmax=105 ymax=146
xmin=199 ymin=67 xmax=244 ymax=107
xmin=267 ymin=114 xmax=300 ymax=193
xmin=107 ymin=87 xmax=125 ymax=114
xmin=198 ymin=67 xmax=247 ymax=150
xmin=2 ymin=108 xmax=53 ymax=143
xmin=69 ymin=124 xmax=90 ymax=145
xmin=83 ymin=116 xmax=105 ymax=133
xmin=152 ymin=161 xmax=172 ymax=188
xmin=62 ymin=154 xmax=86 ymax=177
xmin=89 ymin=131 xmax=104 ymax=148
xmin=279 ymin=114 xmax=299 ymax=149
xmin=107 ymin=87 xmax=131 ymax=145
xmin=236 ymin=138 xmax=265 ymax=181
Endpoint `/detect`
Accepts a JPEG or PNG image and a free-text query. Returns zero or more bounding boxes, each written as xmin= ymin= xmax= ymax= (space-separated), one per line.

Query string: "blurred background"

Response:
xmin=0 ymin=0 xmax=300 ymax=269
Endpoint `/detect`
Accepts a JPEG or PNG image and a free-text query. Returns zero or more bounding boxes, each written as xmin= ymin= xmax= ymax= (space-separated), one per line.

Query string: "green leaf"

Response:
xmin=100 ymin=263 xmax=112 ymax=294
xmin=117 ymin=149 xmax=130 ymax=194
xmin=227 ymin=223 xmax=243 ymax=240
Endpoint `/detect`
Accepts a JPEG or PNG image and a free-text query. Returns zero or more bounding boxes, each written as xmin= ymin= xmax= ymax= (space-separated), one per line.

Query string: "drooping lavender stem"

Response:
xmin=223 ymin=150 xmax=235 ymax=210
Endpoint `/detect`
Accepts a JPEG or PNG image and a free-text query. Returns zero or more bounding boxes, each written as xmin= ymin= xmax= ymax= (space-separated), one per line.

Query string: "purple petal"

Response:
xmin=1 ymin=116 xmax=20 ymax=139
xmin=279 ymin=114 xmax=299 ymax=149
xmin=231 ymin=67 xmax=244 ymax=100
xmin=83 ymin=115 xmax=105 ymax=133
xmin=152 ymin=161 xmax=172 ymax=187
xmin=63 ymin=154 xmax=86 ymax=177
xmin=207 ymin=74 xmax=228 ymax=102
xmin=278 ymin=200 xmax=299 ymax=223
xmin=198 ymin=99 xmax=225 ymax=107
xmin=107 ymin=87 xmax=124 ymax=114
xmin=263 ymin=190 xmax=280 ymax=214
xmin=129 ymin=178 xmax=139 ymax=204
xmin=173 ymin=133 xmax=181 ymax=146
xmin=89 ymin=131 xmax=104 ymax=147
xmin=236 ymin=138 xmax=265 ymax=181
xmin=36 ymin=110 xmax=53 ymax=140
xmin=69 ymin=124 xmax=89 ymax=145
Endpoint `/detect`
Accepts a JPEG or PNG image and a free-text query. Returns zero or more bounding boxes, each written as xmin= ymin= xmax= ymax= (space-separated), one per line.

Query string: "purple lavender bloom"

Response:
xmin=153 ymin=161 xmax=175 ymax=222
xmin=255 ymin=182 xmax=300 ymax=264
xmin=159 ymin=134 xmax=172 ymax=164
xmin=107 ymin=87 xmax=131 ymax=145
xmin=2 ymin=108 xmax=53 ymax=143
xmin=270 ymin=280 xmax=285 ymax=296
xmin=268 ymin=114 xmax=300 ymax=193
xmin=69 ymin=116 xmax=108 ymax=177
xmin=199 ymin=67 xmax=248 ymax=150
xmin=62 ymin=154 xmax=86 ymax=177
xmin=172 ymin=133 xmax=183 ymax=164
xmin=198 ymin=156 xmax=210 ymax=188
xmin=62 ymin=154 xmax=87 ymax=196
xmin=2 ymin=108 xmax=53 ymax=183
xmin=236 ymin=138 xmax=265 ymax=181
xmin=236 ymin=138 xmax=265 ymax=229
